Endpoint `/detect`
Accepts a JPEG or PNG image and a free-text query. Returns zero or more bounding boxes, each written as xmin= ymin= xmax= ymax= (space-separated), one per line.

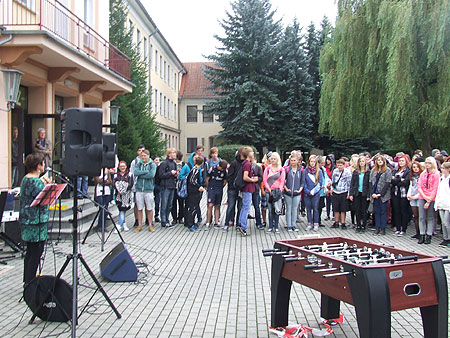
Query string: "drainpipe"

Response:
xmin=0 ymin=26 xmax=13 ymax=46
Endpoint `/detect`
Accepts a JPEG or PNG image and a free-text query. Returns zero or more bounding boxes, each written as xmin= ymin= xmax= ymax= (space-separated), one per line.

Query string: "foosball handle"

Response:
xmin=304 ymin=263 xmax=326 ymax=270
xmin=442 ymin=259 xmax=450 ymax=265
xmin=284 ymin=256 xmax=306 ymax=263
xmin=262 ymin=248 xmax=279 ymax=253
xmin=263 ymin=251 xmax=289 ymax=257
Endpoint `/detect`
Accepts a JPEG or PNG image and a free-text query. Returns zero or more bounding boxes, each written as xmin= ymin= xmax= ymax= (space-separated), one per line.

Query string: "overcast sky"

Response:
xmin=142 ymin=0 xmax=337 ymax=62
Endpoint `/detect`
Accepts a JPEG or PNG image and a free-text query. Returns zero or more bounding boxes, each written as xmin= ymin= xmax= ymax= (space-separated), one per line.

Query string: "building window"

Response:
xmin=155 ymin=50 xmax=158 ymax=72
xmin=174 ymin=103 xmax=177 ymax=122
xmin=143 ymin=37 xmax=147 ymax=61
xmin=164 ymin=61 xmax=167 ymax=82
xmin=187 ymin=138 xmax=197 ymax=153
xmin=187 ymin=105 xmax=198 ymax=123
xmin=160 ymin=56 xmax=163 ymax=78
xmin=154 ymin=89 xmax=158 ymax=113
xmin=168 ymin=65 xmax=170 ymax=85
xmin=164 ymin=96 xmax=167 ymax=117
xmin=150 ymin=44 xmax=153 ymax=69
xmin=159 ymin=93 xmax=163 ymax=115
xmin=18 ymin=0 xmax=36 ymax=11
xmin=174 ymin=73 xmax=177 ymax=90
xmin=136 ymin=29 xmax=141 ymax=54
xmin=202 ymin=105 xmax=214 ymax=123
xmin=129 ymin=19 xmax=133 ymax=41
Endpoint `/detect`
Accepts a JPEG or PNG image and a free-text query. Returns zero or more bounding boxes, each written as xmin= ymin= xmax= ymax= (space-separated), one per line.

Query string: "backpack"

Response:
xmin=233 ymin=161 xmax=247 ymax=191
xmin=177 ymin=163 xmax=193 ymax=198
xmin=154 ymin=165 xmax=161 ymax=186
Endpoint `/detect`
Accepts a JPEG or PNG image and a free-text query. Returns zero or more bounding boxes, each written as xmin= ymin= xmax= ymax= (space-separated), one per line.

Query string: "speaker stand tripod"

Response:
xmin=29 ymin=177 xmax=121 ymax=337
xmin=81 ymin=168 xmax=124 ymax=251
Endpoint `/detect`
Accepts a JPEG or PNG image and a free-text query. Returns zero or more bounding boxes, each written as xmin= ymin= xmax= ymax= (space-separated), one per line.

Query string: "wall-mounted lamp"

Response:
xmin=110 ymin=105 xmax=120 ymax=126
xmin=2 ymin=69 xmax=23 ymax=111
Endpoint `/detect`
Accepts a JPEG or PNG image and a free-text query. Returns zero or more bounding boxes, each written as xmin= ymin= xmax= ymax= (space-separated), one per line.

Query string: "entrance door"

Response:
xmin=11 ymin=86 xmax=28 ymax=186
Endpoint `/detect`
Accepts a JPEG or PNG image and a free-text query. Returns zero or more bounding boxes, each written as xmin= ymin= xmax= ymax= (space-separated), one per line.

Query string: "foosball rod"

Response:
xmin=354 ymin=255 xmax=418 ymax=265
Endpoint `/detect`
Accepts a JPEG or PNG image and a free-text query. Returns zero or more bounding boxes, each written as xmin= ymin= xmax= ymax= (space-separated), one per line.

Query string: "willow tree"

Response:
xmin=319 ymin=0 xmax=449 ymax=153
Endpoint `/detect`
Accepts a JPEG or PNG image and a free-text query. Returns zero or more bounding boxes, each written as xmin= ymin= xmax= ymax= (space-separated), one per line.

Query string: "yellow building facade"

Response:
xmin=125 ymin=0 xmax=186 ymax=153
xmin=179 ymin=62 xmax=222 ymax=159
xmin=0 ymin=0 xmax=132 ymax=188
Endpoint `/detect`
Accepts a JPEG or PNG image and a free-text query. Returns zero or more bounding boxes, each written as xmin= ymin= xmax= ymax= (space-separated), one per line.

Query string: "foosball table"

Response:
xmin=263 ymin=237 xmax=449 ymax=338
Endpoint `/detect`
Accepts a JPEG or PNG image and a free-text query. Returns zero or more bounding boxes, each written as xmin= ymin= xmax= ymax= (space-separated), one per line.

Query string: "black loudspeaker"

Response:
xmin=24 ymin=276 xmax=73 ymax=322
xmin=61 ymin=107 xmax=103 ymax=177
xmin=102 ymin=133 xmax=116 ymax=168
xmin=99 ymin=242 xmax=138 ymax=282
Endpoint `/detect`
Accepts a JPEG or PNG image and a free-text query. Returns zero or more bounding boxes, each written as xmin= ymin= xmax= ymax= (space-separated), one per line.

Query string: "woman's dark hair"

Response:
xmin=25 ymin=152 xmax=45 ymax=172
xmin=176 ymin=150 xmax=183 ymax=161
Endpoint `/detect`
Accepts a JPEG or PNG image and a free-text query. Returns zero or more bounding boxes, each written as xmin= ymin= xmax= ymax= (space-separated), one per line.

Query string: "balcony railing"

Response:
xmin=1 ymin=0 xmax=131 ymax=81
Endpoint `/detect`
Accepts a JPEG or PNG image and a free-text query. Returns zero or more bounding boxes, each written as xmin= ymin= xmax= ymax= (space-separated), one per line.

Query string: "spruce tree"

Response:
xmin=109 ymin=0 xmax=165 ymax=164
xmin=274 ymin=20 xmax=314 ymax=153
xmin=204 ymin=0 xmax=283 ymax=155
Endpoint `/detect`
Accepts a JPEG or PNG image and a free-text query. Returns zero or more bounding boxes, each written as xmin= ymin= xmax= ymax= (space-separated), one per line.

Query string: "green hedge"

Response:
xmin=216 ymin=144 xmax=258 ymax=163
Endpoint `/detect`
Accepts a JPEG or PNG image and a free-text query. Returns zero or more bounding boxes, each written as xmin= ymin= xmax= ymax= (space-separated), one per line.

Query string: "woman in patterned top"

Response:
xmin=113 ymin=161 xmax=134 ymax=232
xmin=19 ymin=152 xmax=51 ymax=285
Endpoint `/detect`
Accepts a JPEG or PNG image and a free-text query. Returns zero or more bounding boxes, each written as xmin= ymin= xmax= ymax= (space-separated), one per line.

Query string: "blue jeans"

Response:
xmin=160 ymin=188 xmax=175 ymax=226
xmin=154 ymin=187 xmax=160 ymax=217
xmin=266 ymin=192 xmax=280 ymax=230
xmin=252 ymin=192 xmax=262 ymax=226
xmin=118 ymin=210 xmax=126 ymax=226
xmin=325 ymin=195 xmax=332 ymax=217
xmin=12 ymin=165 xmax=18 ymax=188
xmin=304 ymin=193 xmax=320 ymax=225
xmin=225 ymin=189 xmax=241 ymax=225
xmin=373 ymin=198 xmax=388 ymax=229
xmin=97 ymin=194 xmax=112 ymax=229
xmin=77 ymin=176 xmax=89 ymax=197
xmin=239 ymin=192 xmax=252 ymax=230
xmin=285 ymin=194 xmax=301 ymax=228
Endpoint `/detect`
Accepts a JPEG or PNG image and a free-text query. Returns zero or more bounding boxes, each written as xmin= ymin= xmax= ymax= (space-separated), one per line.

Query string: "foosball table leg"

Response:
xmin=320 ymin=294 xmax=340 ymax=320
xmin=271 ymin=253 xmax=292 ymax=327
xmin=420 ymin=261 xmax=448 ymax=338
xmin=347 ymin=268 xmax=391 ymax=338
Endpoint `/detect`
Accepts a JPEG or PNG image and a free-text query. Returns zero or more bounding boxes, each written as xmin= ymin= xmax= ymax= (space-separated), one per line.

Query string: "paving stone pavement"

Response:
xmin=1 ymin=192 xmax=449 ymax=337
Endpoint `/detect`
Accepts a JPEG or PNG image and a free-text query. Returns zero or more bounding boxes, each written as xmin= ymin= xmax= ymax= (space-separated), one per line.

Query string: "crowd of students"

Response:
xmin=103 ymin=145 xmax=450 ymax=247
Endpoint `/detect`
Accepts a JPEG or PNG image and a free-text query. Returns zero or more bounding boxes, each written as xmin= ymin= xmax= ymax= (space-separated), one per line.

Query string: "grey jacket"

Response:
xmin=369 ymin=168 xmax=392 ymax=203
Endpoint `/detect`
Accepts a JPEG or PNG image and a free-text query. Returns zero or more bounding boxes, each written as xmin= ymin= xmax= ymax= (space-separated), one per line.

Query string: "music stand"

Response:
xmin=30 ymin=183 xmax=67 ymax=208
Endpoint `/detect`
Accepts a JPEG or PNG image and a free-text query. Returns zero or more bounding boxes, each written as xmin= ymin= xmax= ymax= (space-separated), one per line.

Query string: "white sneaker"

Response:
xmin=122 ymin=224 xmax=129 ymax=231
xmin=306 ymin=224 xmax=313 ymax=231
xmin=313 ymin=225 xmax=319 ymax=231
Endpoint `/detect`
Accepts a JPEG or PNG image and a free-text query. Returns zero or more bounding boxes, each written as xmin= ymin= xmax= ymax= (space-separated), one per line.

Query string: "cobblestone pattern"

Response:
xmin=1 ymin=192 xmax=449 ymax=337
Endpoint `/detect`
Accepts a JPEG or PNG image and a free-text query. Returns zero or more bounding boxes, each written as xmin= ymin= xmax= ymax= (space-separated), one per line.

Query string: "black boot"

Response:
xmin=418 ymin=235 xmax=425 ymax=244
xmin=425 ymin=235 xmax=432 ymax=244
xmin=355 ymin=226 xmax=361 ymax=233
xmin=360 ymin=226 xmax=366 ymax=233
xmin=381 ymin=228 xmax=386 ymax=235
xmin=374 ymin=227 xmax=380 ymax=235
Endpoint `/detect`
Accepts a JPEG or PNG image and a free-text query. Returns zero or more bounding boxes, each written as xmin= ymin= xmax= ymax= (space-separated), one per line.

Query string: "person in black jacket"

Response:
xmin=186 ymin=156 xmax=205 ymax=231
xmin=390 ymin=155 xmax=411 ymax=236
xmin=349 ymin=155 xmax=370 ymax=232
xmin=158 ymin=148 xmax=178 ymax=228
xmin=223 ymin=147 xmax=244 ymax=231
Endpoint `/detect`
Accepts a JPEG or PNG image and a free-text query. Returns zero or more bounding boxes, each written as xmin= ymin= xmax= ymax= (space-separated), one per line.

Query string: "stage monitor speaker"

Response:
xmin=102 ymin=133 xmax=116 ymax=169
xmin=61 ymin=107 xmax=103 ymax=177
xmin=99 ymin=242 xmax=138 ymax=282
xmin=24 ymin=276 xmax=73 ymax=322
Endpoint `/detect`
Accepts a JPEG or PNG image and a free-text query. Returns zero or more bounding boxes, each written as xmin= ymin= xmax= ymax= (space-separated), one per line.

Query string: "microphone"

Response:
xmin=46 ymin=167 xmax=69 ymax=180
